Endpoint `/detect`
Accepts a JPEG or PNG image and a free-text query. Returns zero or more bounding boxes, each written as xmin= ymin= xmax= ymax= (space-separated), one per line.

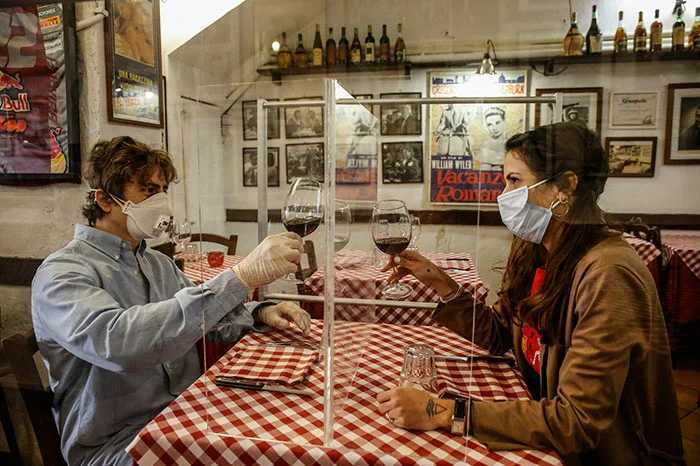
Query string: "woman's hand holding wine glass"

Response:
xmin=371 ymin=200 xmax=413 ymax=300
xmin=381 ymin=250 xmax=460 ymax=300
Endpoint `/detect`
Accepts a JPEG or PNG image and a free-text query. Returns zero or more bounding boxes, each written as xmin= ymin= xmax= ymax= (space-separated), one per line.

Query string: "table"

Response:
xmin=660 ymin=231 xmax=700 ymax=355
xmin=182 ymin=254 xmax=243 ymax=284
xmin=622 ymin=233 xmax=662 ymax=285
xmin=126 ymin=320 xmax=562 ymax=465
xmin=305 ymin=250 xmax=489 ymax=326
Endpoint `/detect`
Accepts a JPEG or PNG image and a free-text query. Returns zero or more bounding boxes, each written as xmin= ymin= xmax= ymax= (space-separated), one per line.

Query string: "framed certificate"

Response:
xmin=609 ymin=92 xmax=659 ymax=130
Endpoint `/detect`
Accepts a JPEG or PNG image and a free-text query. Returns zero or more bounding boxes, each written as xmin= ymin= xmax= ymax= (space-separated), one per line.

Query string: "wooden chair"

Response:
xmin=195 ymin=233 xmax=238 ymax=255
xmin=295 ymin=241 xmax=323 ymax=319
xmin=0 ymin=361 xmax=21 ymax=466
xmin=151 ymin=240 xmax=175 ymax=258
xmin=2 ymin=330 xmax=66 ymax=466
xmin=618 ymin=217 xmax=662 ymax=251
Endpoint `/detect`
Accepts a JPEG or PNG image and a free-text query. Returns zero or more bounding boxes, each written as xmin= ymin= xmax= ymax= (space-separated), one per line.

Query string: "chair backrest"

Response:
xmin=295 ymin=241 xmax=322 ymax=319
xmin=618 ymin=217 xmax=662 ymax=251
xmin=2 ymin=330 xmax=66 ymax=466
xmin=195 ymin=233 xmax=238 ymax=255
xmin=151 ymin=241 xmax=175 ymax=258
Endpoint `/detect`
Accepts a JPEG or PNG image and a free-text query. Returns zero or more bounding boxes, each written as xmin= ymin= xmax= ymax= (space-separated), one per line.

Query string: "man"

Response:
xmin=679 ymin=105 xmax=700 ymax=150
xmin=32 ymin=136 xmax=310 ymax=466
xmin=479 ymin=106 xmax=507 ymax=171
xmin=434 ymin=104 xmax=469 ymax=155
xmin=287 ymin=109 xmax=304 ymax=137
xmin=398 ymin=104 xmax=419 ymax=134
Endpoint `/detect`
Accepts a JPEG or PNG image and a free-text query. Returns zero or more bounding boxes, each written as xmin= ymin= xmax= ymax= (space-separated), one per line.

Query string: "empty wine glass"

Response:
xmin=335 ymin=201 xmax=352 ymax=254
xmin=173 ymin=221 xmax=192 ymax=257
xmin=281 ymin=177 xmax=323 ymax=282
xmin=371 ymin=199 xmax=413 ymax=300
xmin=408 ymin=215 xmax=421 ymax=250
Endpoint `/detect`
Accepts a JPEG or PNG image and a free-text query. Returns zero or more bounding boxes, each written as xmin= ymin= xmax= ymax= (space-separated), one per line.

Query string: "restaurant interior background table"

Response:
xmin=126 ymin=319 xmax=562 ymax=466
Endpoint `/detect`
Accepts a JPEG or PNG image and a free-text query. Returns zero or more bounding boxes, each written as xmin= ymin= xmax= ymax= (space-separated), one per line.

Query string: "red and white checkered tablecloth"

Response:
xmin=183 ymin=255 xmax=243 ymax=284
xmin=662 ymin=231 xmax=700 ymax=281
xmin=622 ymin=233 xmax=661 ymax=266
xmin=127 ymin=320 xmax=561 ymax=465
xmin=219 ymin=345 xmax=319 ymax=384
xmin=305 ymin=251 xmax=489 ymax=326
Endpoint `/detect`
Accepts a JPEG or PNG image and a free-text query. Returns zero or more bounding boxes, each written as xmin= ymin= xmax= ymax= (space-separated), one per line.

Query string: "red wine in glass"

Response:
xmin=375 ymin=237 xmax=410 ymax=255
xmin=281 ymin=178 xmax=323 ymax=282
xmin=371 ymin=199 xmax=413 ymax=300
xmin=283 ymin=216 xmax=321 ymax=237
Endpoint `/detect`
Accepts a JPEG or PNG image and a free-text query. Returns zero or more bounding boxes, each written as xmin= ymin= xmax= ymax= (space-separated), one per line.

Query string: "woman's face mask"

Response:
xmin=109 ymin=192 xmax=173 ymax=241
xmin=497 ymin=177 xmax=555 ymax=244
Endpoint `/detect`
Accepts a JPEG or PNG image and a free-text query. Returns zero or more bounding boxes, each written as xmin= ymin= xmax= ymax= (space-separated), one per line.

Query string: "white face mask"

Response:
xmin=109 ymin=192 xmax=173 ymax=241
xmin=497 ymin=177 xmax=555 ymax=244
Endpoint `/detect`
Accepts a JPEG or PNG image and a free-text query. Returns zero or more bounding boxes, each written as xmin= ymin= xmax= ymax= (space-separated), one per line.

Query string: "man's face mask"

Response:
xmin=92 ymin=189 xmax=173 ymax=241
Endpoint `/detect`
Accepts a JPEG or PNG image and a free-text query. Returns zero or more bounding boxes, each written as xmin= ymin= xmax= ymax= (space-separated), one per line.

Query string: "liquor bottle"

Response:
xmin=634 ymin=11 xmax=648 ymax=53
xmin=613 ymin=11 xmax=628 ymax=54
xmin=650 ymin=9 xmax=663 ymax=52
xmin=337 ymin=27 xmax=349 ymax=65
xmin=379 ymin=24 xmax=391 ymax=63
xmin=394 ymin=23 xmax=406 ymax=63
xmin=585 ymin=5 xmax=602 ymax=55
xmin=312 ymin=24 xmax=323 ymax=66
xmin=689 ymin=7 xmax=700 ymax=50
xmin=294 ymin=33 xmax=307 ymax=67
xmin=365 ymin=25 xmax=376 ymax=63
xmin=326 ymin=27 xmax=336 ymax=66
xmin=672 ymin=9 xmax=685 ymax=51
xmin=277 ymin=32 xmax=292 ymax=69
xmin=563 ymin=11 xmax=584 ymax=56
xmin=350 ymin=27 xmax=362 ymax=64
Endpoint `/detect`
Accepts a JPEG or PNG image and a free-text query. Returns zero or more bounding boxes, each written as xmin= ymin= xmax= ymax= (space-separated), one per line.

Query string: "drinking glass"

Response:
xmin=371 ymin=199 xmax=412 ymax=300
xmin=173 ymin=221 xmax=192 ymax=256
xmin=399 ymin=344 xmax=437 ymax=391
xmin=334 ymin=200 xmax=352 ymax=253
xmin=408 ymin=215 xmax=421 ymax=250
xmin=281 ymin=177 xmax=323 ymax=282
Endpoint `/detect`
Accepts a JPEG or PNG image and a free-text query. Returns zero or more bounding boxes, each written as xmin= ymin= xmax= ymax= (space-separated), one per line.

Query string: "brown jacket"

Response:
xmin=433 ymin=236 xmax=685 ymax=466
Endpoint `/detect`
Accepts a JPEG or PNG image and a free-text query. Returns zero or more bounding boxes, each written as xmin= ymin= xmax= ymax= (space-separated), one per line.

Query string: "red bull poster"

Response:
xmin=428 ymin=70 xmax=529 ymax=205
xmin=0 ymin=2 xmax=80 ymax=184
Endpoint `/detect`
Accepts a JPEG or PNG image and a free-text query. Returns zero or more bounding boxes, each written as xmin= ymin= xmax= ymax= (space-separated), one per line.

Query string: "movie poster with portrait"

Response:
xmin=0 ymin=1 xmax=81 ymax=184
xmin=428 ymin=70 xmax=528 ymax=205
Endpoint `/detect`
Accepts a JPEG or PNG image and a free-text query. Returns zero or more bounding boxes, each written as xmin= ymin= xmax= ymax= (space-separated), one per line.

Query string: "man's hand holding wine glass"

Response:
xmin=231 ymin=232 xmax=304 ymax=290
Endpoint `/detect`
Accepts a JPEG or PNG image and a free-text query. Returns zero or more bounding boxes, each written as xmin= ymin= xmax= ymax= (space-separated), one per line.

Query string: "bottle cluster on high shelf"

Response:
xmin=563 ymin=4 xmax=700 ymax=56
xmin=276 ymin=23 xmax=407 ymax=70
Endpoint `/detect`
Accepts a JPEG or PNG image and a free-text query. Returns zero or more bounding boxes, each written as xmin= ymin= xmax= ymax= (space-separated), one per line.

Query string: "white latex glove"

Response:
xmin=258 ymin=302 xmax=311 ymax=336
xmin=232 ymin=232 xmax=303 ymax=289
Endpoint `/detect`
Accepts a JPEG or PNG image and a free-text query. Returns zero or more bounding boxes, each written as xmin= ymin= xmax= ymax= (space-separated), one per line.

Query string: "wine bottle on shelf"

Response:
xmin=650 ymin=9 xmax=663 ymax=52
xmin=563 ymin=11 xmax=584 ymax=56
xmin=672 ymin=9 xmax=685 ymax=52
xmin=338 ymin=27 xmax=349 ymax=65
xmin=294 ymin=33 xmax=307 ymax=67
xmin=312 ymin=24 xmax=323 ymax=66
xmin=365 ymin=25 xmax=376 ymax=63
xmin=634 ymin=11 xmax=648 ymax=53
xmin=585 ymin=5 xmax=602 ymax=55
xmin=277 ymin=32 xmax=292 ymax=69
xmin=394 ymin=23 xmax=406 ymax=63
xmin=326 ymin=27 xmax=336 ymax=66
xmin=379 ymin=24 xmax=391 ymax=63
xmin=613 ymin=11 xmax=628 ymax=54
xmin=689 ymin=7 xmax=700 ymax=50
xmin=350 ymin=27 xmax=362 ymax=64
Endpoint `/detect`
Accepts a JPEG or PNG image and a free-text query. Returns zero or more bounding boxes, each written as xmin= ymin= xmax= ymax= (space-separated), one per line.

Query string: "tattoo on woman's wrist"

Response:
xmin=425 ymin=399 xmax=447 ymax=418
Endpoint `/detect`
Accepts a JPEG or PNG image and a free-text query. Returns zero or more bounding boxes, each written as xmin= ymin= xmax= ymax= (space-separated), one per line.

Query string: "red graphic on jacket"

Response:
xmin=49 ymin=127 xmax=66 ymax=174
xmin=522 ymin=268 xmax=546 ymax=374
xmin=0 ymin=70 xmax=24 ymax=91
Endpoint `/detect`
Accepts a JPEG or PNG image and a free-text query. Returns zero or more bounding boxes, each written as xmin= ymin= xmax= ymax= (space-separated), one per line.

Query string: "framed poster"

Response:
xmin=242 ymin=147 xmax=280 ymax=187
xmin=0 ymin=1 xmax=81 ymax=184
xmin=380 ymin=92 xmax=421 ymax=136
xmin=535 ymin=87 xmax=603 ymax=135
xmin=428 ymin=69 xmax=529 ymax=205
xmin=286 ymin=143 xmax=324 ymax=183
xmin=609 ymin=92 xmax=659 ymax=130
xmin=242 ymin=99 xmax=280 ymax=140
xmin=665 ymin=83 xmax=700 ymax=165
xmin=382 ymin=142 xmax=424 ymax=184
xmin=284 ymin=97 xmax=323 ymax=139
xmin=605 ymin=137 xmax=657 ymax=178
xmin=105 ymin=0 xmax=163 ymax=127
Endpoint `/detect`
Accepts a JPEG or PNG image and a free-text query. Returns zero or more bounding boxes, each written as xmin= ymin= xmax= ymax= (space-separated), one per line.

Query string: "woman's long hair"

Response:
xmin=499 ymin=121 xmax=616 ymax=344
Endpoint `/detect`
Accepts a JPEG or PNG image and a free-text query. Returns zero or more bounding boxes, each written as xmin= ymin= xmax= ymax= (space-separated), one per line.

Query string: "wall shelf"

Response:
xmin=257 ymin=62 xmax=412 ymax=82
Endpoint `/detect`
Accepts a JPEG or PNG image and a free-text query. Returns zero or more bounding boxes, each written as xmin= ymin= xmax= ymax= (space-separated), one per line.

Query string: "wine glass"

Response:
xmin=408 ymin=215 xmax=421 ymax=250
xmin=371 ymin=199 xmax=413 ymax=300
xmin=281 ymin=177 xmax=323 ymax=282
xmin=173 ymin=221 xmax=192 ymax=257
xmin=334 ymin=201 xmax=352 ymax=254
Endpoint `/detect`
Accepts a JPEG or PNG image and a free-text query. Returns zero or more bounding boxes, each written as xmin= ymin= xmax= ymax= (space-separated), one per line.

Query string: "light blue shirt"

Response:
xmin=32 ymin=225 xmax=260 ymax=466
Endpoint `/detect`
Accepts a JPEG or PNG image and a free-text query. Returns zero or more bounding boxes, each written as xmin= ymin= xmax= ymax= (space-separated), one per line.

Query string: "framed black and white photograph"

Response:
xmin=284 ymin=97 xmax=324 ymax=139
xmin=535 ymin=87 xmax=603 ymax=135
xmin=380 ymin=92 xmax=421 ymax=136
xmin=605 ymin=137 xmax=657 ymax=178
xmin=609 ymin=92 xmax=659 ymax=130
xmin=242 ymin=100 xmax=280 ymax=140
xmin=286 ymin=143 xmax=325 ymax=183
xmin=353 ymin=94 xmax=374 ymax=113
xmin=381 ymin=142 xmax=424 ymax=184
xmin=242 ymin=147 xmax=280 ymax=187
xmin=337 ymin=95 xmax=378 ymax=139
xmin=665 ymin=83 xmax=700 ymax=165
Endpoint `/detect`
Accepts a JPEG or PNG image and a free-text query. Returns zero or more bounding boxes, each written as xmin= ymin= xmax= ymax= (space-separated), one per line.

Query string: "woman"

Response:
xmin=376 ymin=122 xmax=685 ymax=466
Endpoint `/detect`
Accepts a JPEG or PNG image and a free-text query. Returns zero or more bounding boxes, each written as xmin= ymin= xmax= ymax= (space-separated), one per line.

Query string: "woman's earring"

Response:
xmin=550 ymin=197 xmax=570 ymax=218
